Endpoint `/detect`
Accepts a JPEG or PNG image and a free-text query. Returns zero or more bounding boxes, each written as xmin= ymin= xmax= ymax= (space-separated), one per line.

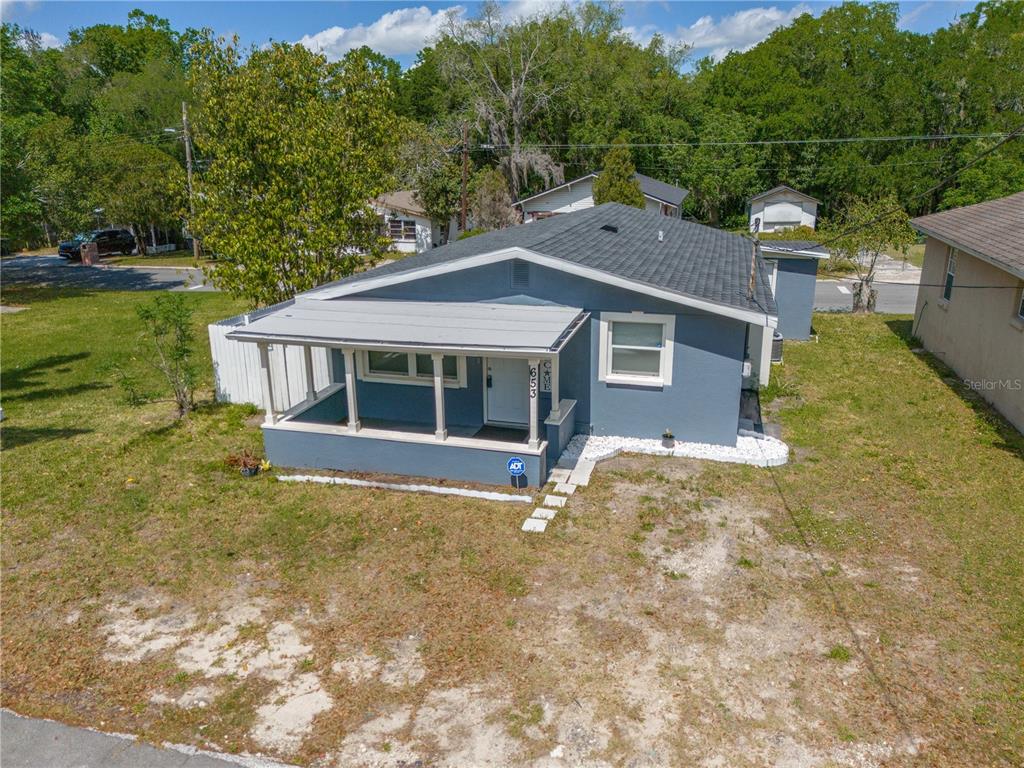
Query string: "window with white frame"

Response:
xmin=943 ymin=247 xmax=957 ymax=301
xmin=598 ymin=312 xmax=674 ymax=386
xmin=388 ymin=219 xmax=417 ymax=241
xmin=1017 ymin=284 xmax=1024 ymax=322
xmin=359 ymin=350 xmax=465 ymax=387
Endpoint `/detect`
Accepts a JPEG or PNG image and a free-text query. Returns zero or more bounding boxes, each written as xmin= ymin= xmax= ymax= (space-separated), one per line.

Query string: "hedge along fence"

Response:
xmin=208 ymin=301 xmax=333 ymax=411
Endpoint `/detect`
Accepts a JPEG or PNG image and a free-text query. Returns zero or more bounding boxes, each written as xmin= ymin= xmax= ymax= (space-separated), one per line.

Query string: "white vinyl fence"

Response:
xmin=209 ymin=303 xmax=333 ymax=412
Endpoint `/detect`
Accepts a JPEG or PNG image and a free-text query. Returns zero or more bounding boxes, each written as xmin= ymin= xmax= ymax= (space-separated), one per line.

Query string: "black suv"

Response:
xmin=58 ymin=229 xmax=136 ymax=260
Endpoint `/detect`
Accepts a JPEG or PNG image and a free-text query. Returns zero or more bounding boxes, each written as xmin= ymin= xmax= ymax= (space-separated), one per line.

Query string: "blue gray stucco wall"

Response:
xmin=357 ymin=261 xmax=746 ymax=446
xmin=264 ymin=426 xmax=546 ymax=487
xmin=329 ymin=349 xmax=485 ymax=429
xmin=770 ymin=257 xmax=818 ymax=340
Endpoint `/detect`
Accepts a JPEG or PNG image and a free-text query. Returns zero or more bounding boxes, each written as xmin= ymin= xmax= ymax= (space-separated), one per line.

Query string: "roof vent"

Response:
xmin=658 ymin=230 xmax=664 ymax=242
xmin=600 ymin=224 xmax=618 ymax=233
xmin=510 ymin=259 xmax=530 ymax=290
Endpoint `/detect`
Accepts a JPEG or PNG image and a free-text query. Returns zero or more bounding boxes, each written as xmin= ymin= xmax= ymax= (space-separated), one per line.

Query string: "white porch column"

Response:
xmin=548 ymin=355 xmax=560 ymax=420
xmin=432 ymin=353 xmax=447 ymax=440
xmin=303 ymin=345 xmax=317 ymax=401
xmin=342 ymin=348 xmax=360 ymax=432
xmin=528 ymin=357 xmax=540 ymax=449
xmin=257 ymin=342 xmax=276 ymax=425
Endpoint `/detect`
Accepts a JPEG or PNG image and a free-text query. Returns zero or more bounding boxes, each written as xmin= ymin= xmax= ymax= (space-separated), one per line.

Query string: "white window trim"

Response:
xmin=942 ymin=246 xmax=957 ymax=303
xmin=597 ymin=311 xmax=674 ymax=387
xmin=388 ymin=218 xmax=417 ymax=242
xmin=357 ymin=350 xmax=467 ymax=388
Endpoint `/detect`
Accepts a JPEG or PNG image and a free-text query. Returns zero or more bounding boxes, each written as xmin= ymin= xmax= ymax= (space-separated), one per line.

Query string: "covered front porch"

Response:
xmin=227 ymin=299 xmax=587 ymax=487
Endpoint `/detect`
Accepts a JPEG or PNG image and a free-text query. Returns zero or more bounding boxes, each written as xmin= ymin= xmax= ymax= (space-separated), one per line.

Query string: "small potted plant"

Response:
xmin=661 ymin=428 xmax=675 ymax=449
xmin=227 ymin=449 xmax=262 ymax=477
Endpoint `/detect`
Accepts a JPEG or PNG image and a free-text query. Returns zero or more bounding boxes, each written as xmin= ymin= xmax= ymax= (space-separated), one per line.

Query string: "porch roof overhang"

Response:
xmin=226 ymin=298 xmax=589 ymax=355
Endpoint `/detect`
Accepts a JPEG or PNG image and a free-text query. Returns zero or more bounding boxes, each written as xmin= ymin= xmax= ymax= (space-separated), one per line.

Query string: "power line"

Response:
xmin=778 ymin=122 xmax=1024 ymax=253
xmin=468 ymin=131 xmax=1012 ymax=151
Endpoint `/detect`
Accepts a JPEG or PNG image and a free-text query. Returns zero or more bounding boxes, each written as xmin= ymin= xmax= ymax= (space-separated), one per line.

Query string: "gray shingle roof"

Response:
xmin=634 ymin=173 xmax=689 ymax=207
xmin=748 ymin=185 xmax=820 ymax=204
xmin=760 ymin=240 xmax=829 ymax=259
xmin=912 ymin=191 xmax=1024 ymax=279
xmin=310 ymin=203 xmax=776 ymax=319
xmin=516 ymin=172 xmax=689 ymax=208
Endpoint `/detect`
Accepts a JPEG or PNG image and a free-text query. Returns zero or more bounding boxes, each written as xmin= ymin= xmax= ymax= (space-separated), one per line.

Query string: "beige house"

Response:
xmin=911 ymin=191 xmax=1024 ymax=433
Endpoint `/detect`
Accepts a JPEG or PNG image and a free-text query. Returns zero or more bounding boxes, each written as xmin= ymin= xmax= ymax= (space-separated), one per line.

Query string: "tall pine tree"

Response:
xmin=592 ymin=136 xmax=644 ymax=209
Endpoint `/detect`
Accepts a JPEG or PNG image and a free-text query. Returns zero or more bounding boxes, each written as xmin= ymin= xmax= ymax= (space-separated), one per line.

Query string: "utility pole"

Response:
xmin=181 ymin=101 xmax=201 ymax=261
xmin=459 ymin=122 xmax=469 ymax=233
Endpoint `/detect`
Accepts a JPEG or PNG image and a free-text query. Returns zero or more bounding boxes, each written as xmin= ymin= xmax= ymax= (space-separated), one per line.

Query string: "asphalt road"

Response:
xmin=814 ymin=278 xmax=919 ymax=314
xmin=0 ymin=710 xmax=288 ymax=768
xmin=1 ymin=254 xmax=214 ymax=293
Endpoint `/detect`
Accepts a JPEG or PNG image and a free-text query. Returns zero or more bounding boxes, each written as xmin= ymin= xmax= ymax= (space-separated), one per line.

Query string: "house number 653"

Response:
xmin=529 ymin=364 xmax=539 ymax=399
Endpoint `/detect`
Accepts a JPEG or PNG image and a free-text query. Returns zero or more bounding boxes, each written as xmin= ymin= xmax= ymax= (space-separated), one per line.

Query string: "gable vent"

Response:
xmin=600 ymin=224 xmax=619 ymax=233
xmin=510 ymin=260 xmax=530 ymax=290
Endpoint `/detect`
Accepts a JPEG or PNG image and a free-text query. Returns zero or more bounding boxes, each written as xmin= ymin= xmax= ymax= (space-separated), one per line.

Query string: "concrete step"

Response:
xmin=567 ymin=459 xmax=595 ymax=487
xmin=531 ymin=507 xmax=556 ymax=520
xmin=522 ymin=518 xmax=548 ymax=533
xmin=553 ymin=482 xmax=577 ymax=496
xmin=542 ymin=494 xmax=567 ymax=508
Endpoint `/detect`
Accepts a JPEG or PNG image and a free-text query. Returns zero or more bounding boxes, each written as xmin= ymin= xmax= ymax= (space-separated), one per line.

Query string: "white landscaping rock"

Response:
xmin=522 ymin=518 xmax=548 ymax=533
xmin=558 ymin=429 xmax=789 ymax=469
xmin=542 ymin=495 xmax=567 ymax=508
xmin=553 ymin=482 xmax=577 ymax=495
xmin=531 ymin=507 xmax=556 ymax=520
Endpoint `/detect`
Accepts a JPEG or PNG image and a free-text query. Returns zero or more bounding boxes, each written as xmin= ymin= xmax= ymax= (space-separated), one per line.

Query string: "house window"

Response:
xmin=359 ymin=350 xmax=466 ymax=387
xmin=943 ymin=247 xmax=957 ymax=301
xmin=1017 ymin=284 xmax=1024 ymax=322
xmin=388 ymin=219 xmax=417 ymax=242
xmin=597 ymin=312 xmax=675 ymax=386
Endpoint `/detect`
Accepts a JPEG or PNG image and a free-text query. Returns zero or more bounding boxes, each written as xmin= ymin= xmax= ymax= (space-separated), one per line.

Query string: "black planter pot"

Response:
xmin=240 ymin=466 xmax=259 ymax=477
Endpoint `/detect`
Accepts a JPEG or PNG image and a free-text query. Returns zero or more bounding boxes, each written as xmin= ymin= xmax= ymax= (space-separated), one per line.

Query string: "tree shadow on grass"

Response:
xmin=3 ymin=352 xmax=91 ymax=392
xmin=885 ymin=319 xmax=1024 ymax=459
xmin=0 ymin=424 xmax=92 ymax=451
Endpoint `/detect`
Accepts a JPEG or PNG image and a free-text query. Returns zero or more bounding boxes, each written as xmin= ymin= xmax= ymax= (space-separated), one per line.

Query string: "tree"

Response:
xmin=189 ymin=36 xmax=399 ymax=307
xmin=437 ymin=1 xmax=564 ymax=199
xmin=469 ymin=166 xmax=518 ymax=229
xmin=592 ymin=136 xmax=643 ymax=208
xmin=670 ymin=109 xmax=764 ymax=227
xmin=824 ymin=195 xmax=916 ymax=313
xmin=400 ymin=125 xmax=462 ymax=244
xmin=94 ymin=140 xmax=185 ymax=254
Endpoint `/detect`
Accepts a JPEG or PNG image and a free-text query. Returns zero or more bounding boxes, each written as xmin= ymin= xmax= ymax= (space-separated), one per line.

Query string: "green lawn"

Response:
xmin=104 ymin=250 xmax=212 ymax=268
xmin=2 ymin=286 xmax=1021 ymax=765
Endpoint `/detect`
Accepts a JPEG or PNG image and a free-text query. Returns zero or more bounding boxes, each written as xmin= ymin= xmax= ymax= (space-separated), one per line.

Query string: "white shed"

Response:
xmin=748 ymin=185 xmax=819 ymax=233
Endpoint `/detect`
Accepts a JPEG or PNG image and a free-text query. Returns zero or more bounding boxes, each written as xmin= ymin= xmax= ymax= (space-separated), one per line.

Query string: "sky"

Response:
xmin=2 ymin=0 xmax=975 ymax=68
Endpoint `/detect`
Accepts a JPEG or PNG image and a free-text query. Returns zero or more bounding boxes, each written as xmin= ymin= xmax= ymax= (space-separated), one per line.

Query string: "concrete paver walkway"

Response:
xmin=0 ymin=710 xmax=289 ymax=768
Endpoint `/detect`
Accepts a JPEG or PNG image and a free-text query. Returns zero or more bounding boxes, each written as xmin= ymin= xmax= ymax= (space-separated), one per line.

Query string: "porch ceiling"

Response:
xmin=226 ymin=298 xmax=588 ymax=354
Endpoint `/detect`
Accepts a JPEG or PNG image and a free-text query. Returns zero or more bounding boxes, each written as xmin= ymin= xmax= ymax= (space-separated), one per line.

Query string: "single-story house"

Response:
xmin=744 ymin=240 xmax=829 ymax=386
xmin=748 ymin=185 xmax=819 ymax=233
xmin=225 ymin=203 xmax=778 ymax=487
xmin=517 ymin=173 xmax=689 ymax=221
xmin=372 ymin=190 xmax=458 ymax=254
xmin=911 ymin=191 xmax=1024 ymax=433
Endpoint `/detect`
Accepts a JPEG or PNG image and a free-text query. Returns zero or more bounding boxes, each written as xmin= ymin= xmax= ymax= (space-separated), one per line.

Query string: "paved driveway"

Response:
xmin=1 ymin=255 xmax=214 ymax=293
xmin=0 ymin=710 xmax=287 ymax=768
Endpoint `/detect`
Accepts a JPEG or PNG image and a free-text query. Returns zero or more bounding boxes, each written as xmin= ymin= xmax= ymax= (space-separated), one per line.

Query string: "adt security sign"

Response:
xmin=507 ymin=457 xmax=526 ymax=476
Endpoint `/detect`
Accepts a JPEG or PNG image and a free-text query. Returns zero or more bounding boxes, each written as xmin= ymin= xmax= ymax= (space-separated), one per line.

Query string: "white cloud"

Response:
xmin=296 ymin=5 xmax=463 ymax=60
xmin=667 ymin=4 xmax=814 ymax=61
xmin=898 ymin=1 xmax=935 ymax=30
xmin=13 ymin=29 xmax=61 ymax=49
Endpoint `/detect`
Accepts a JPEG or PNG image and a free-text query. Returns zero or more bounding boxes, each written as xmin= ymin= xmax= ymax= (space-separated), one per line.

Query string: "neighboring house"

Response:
xmin=911 ymin=192 xmax=1024 ymax=433
xmin=224 ymin=203 xmax=778 ymax=487
xmin=745 ymin=240 xmax=829 ymax=387
xmin=517 ymin=173 xmax=689 ymax=221
xmin=373 ymin=190 xmax=457 ymax=254
xmin=748 ymin=185 xmax=819 ymax=233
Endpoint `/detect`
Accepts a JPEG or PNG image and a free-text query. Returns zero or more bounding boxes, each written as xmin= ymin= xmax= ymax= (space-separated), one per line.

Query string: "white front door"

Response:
xmin=486 ymin=358 xmax=530 ymax=426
